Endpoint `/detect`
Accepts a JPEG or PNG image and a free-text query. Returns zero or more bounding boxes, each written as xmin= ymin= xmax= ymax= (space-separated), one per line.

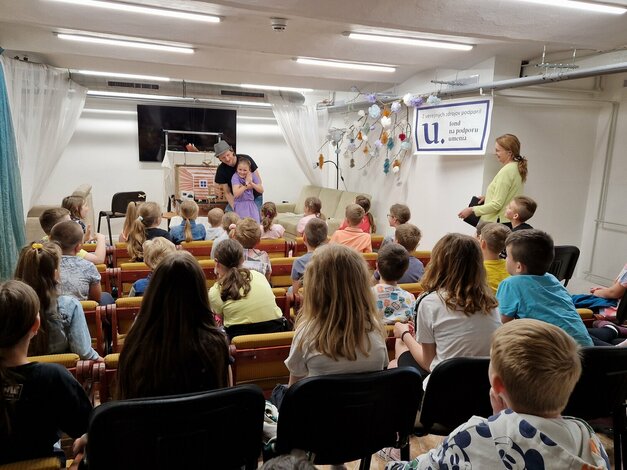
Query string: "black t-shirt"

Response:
xmin=214 ymin=154 xmax=260 ymax=198
xmin=502 ymin=222 xmax=533 ymax=232
xmin=0 ymin=362 xmax=92 ymax=464
xmin=146 ymin=227 xmax=173 ymax=242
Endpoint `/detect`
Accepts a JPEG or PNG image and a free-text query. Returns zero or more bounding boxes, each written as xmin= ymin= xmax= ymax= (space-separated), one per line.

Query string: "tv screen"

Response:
xmin=137 ymin=105 xmax=237 ymax=162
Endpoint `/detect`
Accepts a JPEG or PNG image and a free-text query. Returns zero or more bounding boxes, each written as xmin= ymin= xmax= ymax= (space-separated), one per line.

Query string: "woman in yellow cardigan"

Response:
xmin=458 ymin=134 xmax=528 ymax=223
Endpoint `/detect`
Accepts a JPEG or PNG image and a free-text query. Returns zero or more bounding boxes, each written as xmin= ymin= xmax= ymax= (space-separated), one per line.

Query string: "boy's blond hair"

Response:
xmin=491 ymin=319 xmax=581 ymax=415
xmin=394 ymin=224 xmax=422 ymax=252
xmin=143 ymin=237 xmax=176 ymax=270
xmin=480 ymin=223 xmax=511 ymax=254
xmin=345 ymin=204 xmax=365 ymax=226
xmin=39 ymin=207 xmax=70 ymax=235
xmin=512 ymin=196 xmax=537 ymax=223
xmin=389 ymin=204 xmax=411 ymax=224
xmin=234 ymin=217 xmax=261 ymax=249
xmin=208 ymin=208 xmax=224 ymax=227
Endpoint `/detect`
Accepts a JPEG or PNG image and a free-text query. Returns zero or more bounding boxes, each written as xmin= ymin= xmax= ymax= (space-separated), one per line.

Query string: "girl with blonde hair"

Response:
xmin=119 ymin=201 xmax=139 ymax=243
xmin=126 ymin=202 xmax=172 ymax=261
xmin=169 ymin=199 xmax=206 ymax=243
xmin=393 ymin=233 xmax=501 ymax=388
xmin=458 ymin=133 xmax=528 ymax=223
xmin=286 ymin=244 xmax=388 ymax=385
xmin=234 ymin=217 xmax=272 ymax=281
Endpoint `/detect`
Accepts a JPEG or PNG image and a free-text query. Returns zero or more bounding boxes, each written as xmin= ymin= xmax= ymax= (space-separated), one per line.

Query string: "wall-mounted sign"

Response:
xmin=414 ymin=97 xmax=493 ymax=155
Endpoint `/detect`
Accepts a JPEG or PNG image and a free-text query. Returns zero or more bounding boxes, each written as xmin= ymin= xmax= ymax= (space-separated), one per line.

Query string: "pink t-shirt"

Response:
xmin=329 ymin=226 xmax=372 ymax=253
xmin=339 ymin=215 xmax=371 ymax=234
xmin=260 ymin=223 xmax=285 ymax=239
xmin=297 ymin=214 xmax=317 ymax=235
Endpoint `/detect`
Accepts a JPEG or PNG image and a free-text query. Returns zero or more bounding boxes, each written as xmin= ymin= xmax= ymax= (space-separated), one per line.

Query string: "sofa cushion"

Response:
xmin=318 ymin=188 xmax=342 ymax=219
xmin=293 ymin=185 xmax=322 ymax=214
xmin=332 ymin=191 xmax=370 ymax=220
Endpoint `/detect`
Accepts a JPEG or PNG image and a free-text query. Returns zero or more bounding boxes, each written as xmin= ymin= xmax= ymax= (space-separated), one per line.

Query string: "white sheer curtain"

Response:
xmin=0 ymin=56 xmax=87 ymax=215
xmin=269 ymin=95 xmax=328 ymax=187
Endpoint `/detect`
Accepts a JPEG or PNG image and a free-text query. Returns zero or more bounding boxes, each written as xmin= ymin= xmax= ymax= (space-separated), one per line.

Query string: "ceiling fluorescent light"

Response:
xmin=347 ymin=32 xmax=473 ymax=51
xmin=195 ymin=98 xmax=272 ymax=107
xmin=296 ymin=58 xmax=395 ymax=73
xmin=87 ymin=90 xmax=193 ymax=101
xmin=77 ymin=70 xmax=170 ymax=82
xmin=47 ymin=0 xmax=220 ymax=22
xmin=513 ymin=0 xmax=626 ymax=14
xmin=237 ymin=115 xmax=277 ymax=121
xmin=240 ymin=84 xmax=314 ymax=93
xmin=56 ymin=33 xmax=194 ymax=54
xmin=82 ymin=108 xmax=137 ymax=114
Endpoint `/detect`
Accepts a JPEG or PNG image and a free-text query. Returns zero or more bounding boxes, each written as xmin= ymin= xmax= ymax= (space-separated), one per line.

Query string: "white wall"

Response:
xmin=37 ymin=100 xmax=308 ymax=238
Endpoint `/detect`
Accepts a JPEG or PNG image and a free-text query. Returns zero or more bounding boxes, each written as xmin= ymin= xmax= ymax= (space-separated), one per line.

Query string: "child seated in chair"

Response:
xmin=50 ymin=221 xmax=113 ymax=306
xmin=338 ymin=195 xmax=375 ymax=234
xmin=39 ymin=207 xmax=106 ymax=265
xmin=233 ymin=217 xmax=272 ymax=281
xmin=126 ymin=202 xmax=173 ymax=261
xmin=329 ymin=204 xmax=372 ymax=253
xmin=496 ymin=230 xmax=593 ymax=347
xmin=372 ymin=243 xmax=415 ymax=324
xmin=503 ymin=195 xmax=537 ymax=231
xmin=0 ymin=280 xmax=92 ymax=466
xmin=296 ymin=197 xmax=325 ymax=236
xmin=205 ymin=208 xmax=226 ymax=241
xmin=169 ymin=199 xmax=206 ymax=243
xmin=478 ymin=222 xmax=511 ymax=293
xmin=210 ymin=212 xmax=240 ymax=259
xmin=381 ymin=203 xmax=411 ymax=248
xmin=260 ymin=202 xmax=285 ymax=239
xmin=289 ymin=218 xmax=327 ymax=306
xmin=129 ymin=237 xmax=176 ymax=297
xmin=374 ymin=223 xmax=424 ymax=284
xmin=385 ymin=319 xmax=610 ymax=470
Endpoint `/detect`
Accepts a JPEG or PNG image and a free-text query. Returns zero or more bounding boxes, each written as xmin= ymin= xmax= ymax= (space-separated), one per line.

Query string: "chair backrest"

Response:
xmin=563 ymin=346 xmax=627 ymax=420
xmin=418 ymin=357 xmax=491 ymax=434
xmin=180 ymin=240 xmax=213 ymax=260
xmin=275 ymin=368 xmax=422 ymax=464
xmin=362 ymin=252 xmax=378 ymax=273
xmin=113 ymin=242 xmax=131 ymax=268
xmin=118 ymin=262 xmax=150 ymax=296
xmin=270 ymin=257 xmax=296 ymax=288
xmin=398 ymin=283 xmax=424 ymax=297
xmin=411 ymin=250 xmax=431 ymax=268
xmin=80 ymin=300 xmax=105 ymax=356
xmin=198 ymin=259 xmax=218 ymax=289
xmin=111 ymin=191 xmax=147 ymax=214
xmin=255 ymin=238 xmax=289 ymax=258
xmin=111 ymin=297 xmax=143 ymax=352
xmin=548 ymin=245 xmax=580 ymax=286
xmin=87 ymin=385 xmax=265 ymax=470
xmin=231 ymin=331 xmax=294 ymax=396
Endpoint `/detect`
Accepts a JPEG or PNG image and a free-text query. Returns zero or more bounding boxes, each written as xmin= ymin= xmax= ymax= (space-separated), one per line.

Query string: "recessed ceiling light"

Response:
xmin=87 ymin=90 xmax=194 ymax=101
xmin=239 ymin=84 xmax=314 ymax=93
xmin=47 ymin=0 xmax=221 ymax=22
xmin=77 ymin=70 xmax=170 ymax=82
xmin=512 ymin=0 xmax=626 ymax=14
xmin=346 ymin=32 xmax=474 ymax=51
xmin=195 ymin=98 xmax=272 ymax=107
xmin=56 ymin=33 xmax=194 ymax=54
xmin=296 ymin=58 xmax=395 ymax=73
xmin=237 ymin=115 xmax=277 ymax=120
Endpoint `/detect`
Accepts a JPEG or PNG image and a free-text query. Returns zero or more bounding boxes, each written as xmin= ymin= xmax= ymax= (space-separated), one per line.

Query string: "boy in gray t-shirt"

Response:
xmin=289 ymin=218 xmax=328 ymax=304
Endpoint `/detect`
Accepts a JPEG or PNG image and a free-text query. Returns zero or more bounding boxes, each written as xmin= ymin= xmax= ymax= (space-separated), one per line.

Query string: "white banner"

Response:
xmin=413 ymin=97 xmax=493 ymax=155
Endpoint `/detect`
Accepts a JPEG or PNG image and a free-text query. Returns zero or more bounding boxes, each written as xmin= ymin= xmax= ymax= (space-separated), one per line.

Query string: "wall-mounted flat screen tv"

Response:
xmin=137 ymin=105 xmax=236 ymax=162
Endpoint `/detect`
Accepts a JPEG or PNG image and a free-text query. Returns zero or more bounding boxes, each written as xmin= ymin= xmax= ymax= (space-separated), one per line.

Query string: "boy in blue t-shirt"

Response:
xmin=289 ymin=218 xmax=328 ymax=305
xmin=496 ymin=229 xmax=593 ymax=347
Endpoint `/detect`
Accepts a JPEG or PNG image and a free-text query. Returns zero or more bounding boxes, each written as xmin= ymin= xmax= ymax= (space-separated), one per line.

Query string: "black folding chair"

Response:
xmin=548 ymin=245 xmax=580 ymax=287
xmin=414 ymin=357 xmax=492 ymax=436
xmin=97 ymin=191 xmax=146 ymax=244
xmin=274 ymin=368 xmax=423 ymax=469
xmin=86 ymin=385 xmax=265 ymax=470
xmin=563 ymin=347 xmax=627 ymax=469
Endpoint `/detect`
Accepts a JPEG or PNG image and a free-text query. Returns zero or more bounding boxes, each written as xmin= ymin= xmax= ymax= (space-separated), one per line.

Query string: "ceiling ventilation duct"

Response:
xmin=70 ymin=72 xmax=305 ymax=105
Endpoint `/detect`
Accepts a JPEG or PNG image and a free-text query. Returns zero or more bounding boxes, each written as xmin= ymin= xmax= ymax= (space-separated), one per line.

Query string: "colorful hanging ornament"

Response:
xmin=362 ymin=134 xmax=368 ymax=142
xmin=366 ymin=93 xmax=377 ymax=104
xmin=380 ymin=132 xmax=388 ymax=145
xmin=426 ymin=95 xmax=441 ymax=105
xmin=387 ymin=138 xmax=395 ymax=150
xmin=383 ymin=158 xmax=391 ymax=174
xmin=363 ymin=144 xmax=370 ymax=154
xmin=401 ymin=140 xmax=412 ymax=151
xmin=350 ymin=158 xmax=355 ymax=168
xmin=358 ymin=109 xmax=366 ymax=117
xmin=380 ymin=116 xmax=392 ymax=128
xmin=399 ymin=133 xmax=406 ymax=141
xmin=318 ymin=154 xmax=324 ymax=168
xmin=368 ymin=104 xmax=381 ymax=119
xmin=357 ymin=131 xmax=363 ymax=141
xmin=410 ymin=96 xmax=424 ymax=107
xmin=382 ymin=108 xmax=391 ymax=118
xmin=375 ymin=139 xmax=383 ymax=148
xmin=391 ymin=101 xmax=402 ymax=113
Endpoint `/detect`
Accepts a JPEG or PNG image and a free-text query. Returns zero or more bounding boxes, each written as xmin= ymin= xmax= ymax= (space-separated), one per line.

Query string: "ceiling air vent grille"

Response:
xmin=221 ymin=90 xmax=264 ymax=98
xmin=107 ymin=81 xmax=159 ymax=90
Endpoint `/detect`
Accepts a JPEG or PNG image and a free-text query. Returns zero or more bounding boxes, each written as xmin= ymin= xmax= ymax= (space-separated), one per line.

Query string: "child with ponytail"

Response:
xmin=14 ymin=242 xmax=102 ymax=361
xmin=0 ymin=280 xmax=92 ymax=465
xmin=209 ymin=239 xmax=286 ymax=340
xmin=119 ymin=201 xmax=139 ymax=243
xmin=260 ymin=201 xmax=285 ymax=239
xmin=126 ymin=202 xmax=172 ymax=261
xmin=169 ymin=199 xmax=206 ymax=244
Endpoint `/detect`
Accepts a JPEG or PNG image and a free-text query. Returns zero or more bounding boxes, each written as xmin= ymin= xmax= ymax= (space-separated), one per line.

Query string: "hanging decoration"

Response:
xmin=315 ymin=88 xmax=442 ymax=176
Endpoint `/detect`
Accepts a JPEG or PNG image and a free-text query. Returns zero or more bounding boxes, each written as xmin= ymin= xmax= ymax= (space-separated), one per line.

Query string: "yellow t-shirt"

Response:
xmin=208 ymin=270 xmax=282 ymax=327
xmin=484 ymin=259 xmax=510 ymax=294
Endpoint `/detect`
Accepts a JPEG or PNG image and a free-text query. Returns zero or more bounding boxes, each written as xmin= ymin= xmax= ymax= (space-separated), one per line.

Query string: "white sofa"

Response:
xmin=24 ymin=184 xmax=95 ymax=242
xmin=275 ymin=185 xmax=372 ymax=239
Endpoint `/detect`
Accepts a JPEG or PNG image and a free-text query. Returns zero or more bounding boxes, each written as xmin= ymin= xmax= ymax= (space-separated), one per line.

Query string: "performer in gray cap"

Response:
xmin=213 ymin=140 xmax=263 ymax=212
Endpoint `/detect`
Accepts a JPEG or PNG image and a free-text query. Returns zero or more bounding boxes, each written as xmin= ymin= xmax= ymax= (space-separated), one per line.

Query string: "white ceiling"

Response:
xmin=1 ymin=0 xmax=627 ymax=92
